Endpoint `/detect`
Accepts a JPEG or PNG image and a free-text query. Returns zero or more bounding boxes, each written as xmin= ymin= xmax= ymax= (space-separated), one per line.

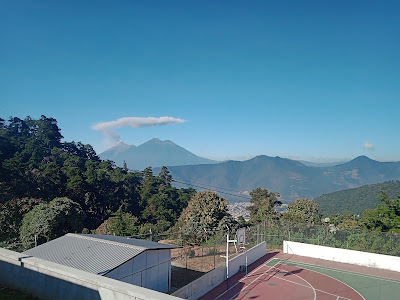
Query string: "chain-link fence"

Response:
xmin=126 ymin=226 xmax=260 ymax=290
xmin=261 ymin=219 xmax=400 ymax=257
xmin=2 ymin=221 xmax=399 ymax=291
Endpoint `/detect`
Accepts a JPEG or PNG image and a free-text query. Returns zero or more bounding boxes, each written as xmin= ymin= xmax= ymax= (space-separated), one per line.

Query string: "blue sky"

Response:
xmin=1 ymin=1 xmax=399 ymax=162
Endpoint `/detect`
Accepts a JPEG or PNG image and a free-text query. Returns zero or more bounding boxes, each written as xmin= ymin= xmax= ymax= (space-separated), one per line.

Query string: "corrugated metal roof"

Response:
xmin=24 ymin=234 xmax=179 ymax=275
xmin=79 ymin=234 xmax=181 ymax=250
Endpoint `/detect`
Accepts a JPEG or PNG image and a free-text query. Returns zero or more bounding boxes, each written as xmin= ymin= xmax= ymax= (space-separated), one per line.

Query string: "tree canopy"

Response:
xmin=360 ymin=192 xmax=400 ymax=233
xmin=284 ymin=198 xmax=320 ymax=224
xmin=20 ymin=197 xmax=85 ymax=248
xmin=247 ymin=187 xmax=282 ymax=223
xmin=178 ymin=191 xmax=232 ymax=243
xmin=0 ymin=115 xmax=196 ymax=246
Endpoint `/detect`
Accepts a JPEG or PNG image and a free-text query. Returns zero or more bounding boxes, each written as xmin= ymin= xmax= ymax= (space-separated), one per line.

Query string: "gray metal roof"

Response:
xmin=79 ymin=234 xmax=181 ymax=250
xmin=24 ymin=234 xmax=179 ymax=275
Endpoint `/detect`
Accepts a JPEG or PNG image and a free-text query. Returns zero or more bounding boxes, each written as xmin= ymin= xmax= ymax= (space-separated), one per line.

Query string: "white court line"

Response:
xmin=283 ymin=259 xmax=400 ymax=284
xmin=228 ymin=267 xmax=280 ymax=300
xmin=273 ymin=260 xmax=367 ymax=300
xmin=276 ymin=265 xmax=316 ymax=300
xmin=214 ymin=260 xmax=279 ymax=300
xmin=275 ymin=265 xmax=358 ymax=300
xmin=286 ymin=262 xmax=366 ymax=300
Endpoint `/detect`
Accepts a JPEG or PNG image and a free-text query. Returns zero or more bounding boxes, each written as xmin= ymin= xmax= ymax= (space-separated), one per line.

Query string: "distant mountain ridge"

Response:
xmin=166 ymin=155 xmax=400 ymax=203
xmin=99 ymin=138 xmax=218 ymax=170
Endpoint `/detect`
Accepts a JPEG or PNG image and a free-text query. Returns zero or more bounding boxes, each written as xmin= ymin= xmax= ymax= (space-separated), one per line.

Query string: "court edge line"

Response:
xmin=276 ymin=264 xmax=362 ymax=300
xmin=280 ymin=258 xmax=400 ymax=284
xmin=214 ymin=260 xmax=279 ymax=300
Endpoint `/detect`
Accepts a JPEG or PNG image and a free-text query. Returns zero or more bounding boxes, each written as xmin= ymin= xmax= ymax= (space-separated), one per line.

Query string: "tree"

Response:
xmin=247 ymin=187 xmax=282 ymax=223
xmin=284 ymin=198 xmax=320 ymax=224
xmin=20 ymin=197 xmax=85 ymax=248
xmin=96 ymin=207 xmax=138 ymax=236
xmin=360 ymin=192 xmax=400 ymax=233
xmin=0 ymin=198 xmax=42 ymax=241
xmin=178 ymin=191 xmax=229 ymax=243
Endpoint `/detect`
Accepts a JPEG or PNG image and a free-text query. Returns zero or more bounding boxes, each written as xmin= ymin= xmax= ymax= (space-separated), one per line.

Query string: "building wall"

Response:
xmin=106 ymin=249 xmax=172 ymax=293
xmin=0 ymin=247 xmax=179 ymax=300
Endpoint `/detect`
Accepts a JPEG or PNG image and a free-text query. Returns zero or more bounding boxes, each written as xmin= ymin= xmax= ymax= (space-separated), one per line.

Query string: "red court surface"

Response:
xmin=199 ymin=252 xmax=400 ymax=300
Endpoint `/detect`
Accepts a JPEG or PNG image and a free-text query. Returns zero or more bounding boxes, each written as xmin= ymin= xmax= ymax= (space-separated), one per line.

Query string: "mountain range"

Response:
xmin=99 ymin=138 xmax=218 ymax=170
xmin=100 ymin=138 xmax=400 ymax=203
xmin=164 ymin=155 xmax=400 ymax=203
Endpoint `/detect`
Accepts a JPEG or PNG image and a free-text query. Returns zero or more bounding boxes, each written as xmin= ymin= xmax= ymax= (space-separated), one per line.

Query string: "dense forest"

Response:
xmin=0 ymin=116 xmax=196 ymax=247
xmin=314 ymin=181 xmax=400 ymax=215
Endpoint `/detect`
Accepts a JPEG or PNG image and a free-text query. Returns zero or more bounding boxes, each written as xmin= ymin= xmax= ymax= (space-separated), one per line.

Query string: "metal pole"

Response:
xmin=201 ymin=246 xmax=203 ymax=272
xmin=226 ymin=234 xmax=229 ymax=290
xmin=214 ymin=240 xmax=216 ymax=270
xmin=257 ymin=225 xmax=259 ymax=244
xmin=245 ymin=247 xmax=248 ymax=277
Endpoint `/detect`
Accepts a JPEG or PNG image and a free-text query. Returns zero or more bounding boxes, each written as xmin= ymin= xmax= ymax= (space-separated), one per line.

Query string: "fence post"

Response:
xmin=214 ymin=240 xmax=216 ymax=270
xmin=201 ymin=246 xmax=203 ymax=272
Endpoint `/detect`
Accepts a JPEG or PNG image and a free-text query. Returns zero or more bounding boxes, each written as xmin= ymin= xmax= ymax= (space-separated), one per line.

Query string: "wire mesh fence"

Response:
xmin=1 ymin=220 xmax=399 ymax=290
xmin=261 ymin=219 xmax=400 ymax=257
xmin=127 ymin=226 xmax=259 ymax=290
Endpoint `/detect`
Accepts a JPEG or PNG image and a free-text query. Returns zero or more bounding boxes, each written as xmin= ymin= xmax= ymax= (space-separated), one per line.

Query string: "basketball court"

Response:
xmin=200 ymin=252 xmax=400 ymax=300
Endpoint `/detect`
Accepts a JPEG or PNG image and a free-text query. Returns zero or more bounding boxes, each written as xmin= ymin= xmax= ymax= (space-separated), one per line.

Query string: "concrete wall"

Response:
xmin=0 ymin=247 xmax=181 ymax=300
xmin=106 ymin=249 xmax=171 ymax=293
xmin=228 ymin=241 xmax=266 ymax=277
xmin=283 ymin=241 xmax=400 ymax=272
xmin=173 ymin=241 xmax=266 ymax=300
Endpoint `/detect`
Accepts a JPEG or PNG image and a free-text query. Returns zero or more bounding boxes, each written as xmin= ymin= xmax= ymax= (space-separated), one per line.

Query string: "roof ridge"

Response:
xmin=67 ymin=233 xmax=147 ymax=250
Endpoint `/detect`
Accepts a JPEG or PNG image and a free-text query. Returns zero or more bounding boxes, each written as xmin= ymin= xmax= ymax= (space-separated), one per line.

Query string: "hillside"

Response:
xmin=314 ymin=181 xmax=400 ymax=216
xmin=100 ymin=138 xmax=218 ymax=170
xmin=166 ymin=155 xmax=400 ymax=203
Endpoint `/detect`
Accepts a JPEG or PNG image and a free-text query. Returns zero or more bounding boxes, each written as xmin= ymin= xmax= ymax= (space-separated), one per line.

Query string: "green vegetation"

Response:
xmin=283 ymin=198 xmax=320 ymax=224
xmin=314 ymin=181 xmax=400 ymax=215
xmin=360 ymin=192 xmax=400 ymax=233
xmin=247 ymin=187 xmax=282 ymax=223
xmin=177 ymin=191 xmax=238 ymax=243
xmin=0 ymin=116 xmax=195 ymax=248
xmin=19 ymin=197 xmax=85 ymax=248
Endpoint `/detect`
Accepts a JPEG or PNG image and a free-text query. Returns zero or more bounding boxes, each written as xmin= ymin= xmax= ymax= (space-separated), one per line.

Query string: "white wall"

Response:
xmin=106 ymin=249 xmax=172 ymax=293
xmin=0 ymin=247 xmax=181 ymax=300
xmin=228 ymin=241 xmax=266 ymax=277
xmin=283 ymin=241 xmax=400 ymax=272
xmin=173 ymin=241 xmax=267 ymax=300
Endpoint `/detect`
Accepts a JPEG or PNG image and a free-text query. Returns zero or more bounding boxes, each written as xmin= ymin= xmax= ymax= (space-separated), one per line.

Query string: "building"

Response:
xmin=24 ymin=233 xmax=180 ymax=293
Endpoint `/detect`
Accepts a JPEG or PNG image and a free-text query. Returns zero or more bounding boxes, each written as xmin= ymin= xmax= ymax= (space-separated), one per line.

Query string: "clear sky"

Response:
xmin=1 ymin=1 xmax=399 ymax=162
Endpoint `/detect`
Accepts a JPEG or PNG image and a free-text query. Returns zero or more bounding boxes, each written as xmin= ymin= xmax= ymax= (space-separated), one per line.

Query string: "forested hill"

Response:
xmin=314 ymin=181 xmax=400 ymax=216
xmin=0 ymin=116 xmax=195 ymax=246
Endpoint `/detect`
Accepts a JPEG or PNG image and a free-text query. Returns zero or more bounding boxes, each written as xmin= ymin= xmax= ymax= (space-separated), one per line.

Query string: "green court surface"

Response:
xmin=266 ymin=258 xmax=400 ymax=300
